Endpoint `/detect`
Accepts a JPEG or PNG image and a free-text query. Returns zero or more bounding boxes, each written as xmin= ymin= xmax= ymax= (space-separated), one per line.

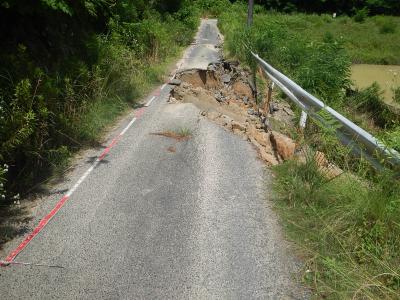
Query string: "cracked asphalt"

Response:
xmin=0 ymin=19 xmax=308 ymax=299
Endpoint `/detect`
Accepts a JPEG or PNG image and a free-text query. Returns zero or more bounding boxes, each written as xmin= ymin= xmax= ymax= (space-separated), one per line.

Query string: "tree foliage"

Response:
xmin=254 ymin=0 xmax=400 ymax=16
xmin=0 ymin=0 xmax=200 ymax=199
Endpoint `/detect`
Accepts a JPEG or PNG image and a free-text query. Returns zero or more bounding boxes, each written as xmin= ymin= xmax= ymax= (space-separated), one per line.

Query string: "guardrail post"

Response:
xmin=263 ymin=81 xmax=274 ymax=114
xmin=299 ymin=111 xmax=308 ymax=129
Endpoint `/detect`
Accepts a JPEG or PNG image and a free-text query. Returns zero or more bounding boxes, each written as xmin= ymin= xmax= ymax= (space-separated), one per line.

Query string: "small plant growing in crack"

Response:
xmin=151 ymin=127 xmax=192 ymax=141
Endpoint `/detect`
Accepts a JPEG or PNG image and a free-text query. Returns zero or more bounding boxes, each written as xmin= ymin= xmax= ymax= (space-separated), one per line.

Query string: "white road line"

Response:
xmin=120 ymin=117 xmax=137 ymax=136
xmin=65 ymin=116 xmax=137 ymax=198
xmin=145 ymin=96 xmax=156 ymax=107
xmin=161 ymin=83 xmax=167 ymax=90
xmin=65 ymin=160 xmax=99 ymax=197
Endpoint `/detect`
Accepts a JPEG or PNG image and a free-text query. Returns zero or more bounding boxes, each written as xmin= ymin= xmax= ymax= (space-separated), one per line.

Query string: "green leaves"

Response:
xmin=40 ymin=0 xmax=72 ymax=15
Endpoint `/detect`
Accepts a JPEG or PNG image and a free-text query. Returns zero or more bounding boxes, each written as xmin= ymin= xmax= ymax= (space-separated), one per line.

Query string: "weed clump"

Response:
xmin=379 ymin=19 xmax=397 ymax=34
xmin=353 ymin=8 xmax=369 ymax=23
xmin=273 ymin=156 xmax=400 ymax=299
xmin=347 ymin=83 xmax=400 ymax=128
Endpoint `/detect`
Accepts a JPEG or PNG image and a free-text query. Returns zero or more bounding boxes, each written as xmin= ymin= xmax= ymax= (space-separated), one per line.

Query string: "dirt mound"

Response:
xmin=168 ymin=61 xmax=299 ymax=166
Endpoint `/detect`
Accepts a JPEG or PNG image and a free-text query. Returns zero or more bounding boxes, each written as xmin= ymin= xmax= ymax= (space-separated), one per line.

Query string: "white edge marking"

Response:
xmin=65 ymin=116 xmax=137 ymax=198
xmin=145 ymin=96 xmax=156 ymax=107
xmin=65 ymin=160 xmax=99 ymax=197
xmin=161 ymin=83 xmax=167 ymax=90
xmin=120 ymin=117 xmax=137 ymax=136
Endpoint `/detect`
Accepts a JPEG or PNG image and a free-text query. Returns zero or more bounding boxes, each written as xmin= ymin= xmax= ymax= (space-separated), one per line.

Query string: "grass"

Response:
xmin=394 ymin=87 xmax=400 ymax=104
xmin=272 ymin=156 xmax=400 ymax=299
xmin=151 ymin=127 xmax=192 ymax=141
xmin=268 ymin=13 xmax=400 ymax=65
xmin=218 ymin=4 xmax=400 ymax=297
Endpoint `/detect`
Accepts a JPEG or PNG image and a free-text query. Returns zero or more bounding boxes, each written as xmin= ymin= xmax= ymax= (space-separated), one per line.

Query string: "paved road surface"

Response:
xmin=0 ymin=19 xmax=307 ymax=299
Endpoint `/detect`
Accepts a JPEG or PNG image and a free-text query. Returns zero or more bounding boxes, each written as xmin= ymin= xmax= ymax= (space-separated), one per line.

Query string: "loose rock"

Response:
xmin=231 ymin=121 xmax=246 ymax=132
xmin=270 ymin=131 xmax=296 ymax=160
xmin=214 ymin=91 xmax=225 ymax=102
xmin=247 ymin=108 xmax=255 ymax=115
xmin=221 ymin=74 xmax=231 ymax=84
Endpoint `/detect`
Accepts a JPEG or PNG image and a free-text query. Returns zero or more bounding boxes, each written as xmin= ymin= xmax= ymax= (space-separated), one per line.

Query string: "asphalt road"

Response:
xmin=0 ymin=19 xmax=307 ymax=299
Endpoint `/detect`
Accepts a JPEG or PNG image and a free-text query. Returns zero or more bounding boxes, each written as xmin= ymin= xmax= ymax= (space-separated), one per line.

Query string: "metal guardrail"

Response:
xmin=251 ymin=52 xmax=400 ymax=168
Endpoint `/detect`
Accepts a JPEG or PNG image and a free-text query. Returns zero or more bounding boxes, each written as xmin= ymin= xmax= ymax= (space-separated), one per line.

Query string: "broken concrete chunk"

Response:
xmin=247 ymin=108 xmax=255 ymax=115
xmin=231 ymin=121 xmax=246 ymax=132
xmin=168 ymin=96 xmax=178 ymax=103
xmin=260 ymin=150 xmax=280 ymax=166
xmin=170 ymin=79 xmax=182 ymax=86
xmin=221 ymin=74 xmax=231 ymax=83
xmin=207 ymin=64 xmax=217 ymax=72
xmin=206 ymin=109 xmax=222 ymax=120
xmin=270 ymin=131 xmax=296 ymax=160
xmin=214 ymin=91 xmax=225 ymax=102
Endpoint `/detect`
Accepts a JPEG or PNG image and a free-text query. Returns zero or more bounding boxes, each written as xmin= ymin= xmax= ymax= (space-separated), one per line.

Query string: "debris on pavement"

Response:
xmin=167 ymin=60 xmax=339 ymax=171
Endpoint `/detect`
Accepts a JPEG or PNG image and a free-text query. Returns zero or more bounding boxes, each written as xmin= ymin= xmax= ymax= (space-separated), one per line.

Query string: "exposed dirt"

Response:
xmin=168 ymin=61 xmax=343 ymax=177
xmin=169 ymin=61 xmax=297 ymax=166
xmin=167 ymin=146 xmax=176 ymax=153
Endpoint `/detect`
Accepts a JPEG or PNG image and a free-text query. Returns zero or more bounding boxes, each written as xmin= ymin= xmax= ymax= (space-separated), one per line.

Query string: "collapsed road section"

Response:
xmin=169 ymin=60 xmax=298 ymax=166
xmin=168 ymin=60 xmax=343 ymax=178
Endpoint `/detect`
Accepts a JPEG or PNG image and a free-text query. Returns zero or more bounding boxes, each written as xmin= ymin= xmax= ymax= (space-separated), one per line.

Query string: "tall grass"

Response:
xmin=273 ymin=156 xmax=400 ymax=299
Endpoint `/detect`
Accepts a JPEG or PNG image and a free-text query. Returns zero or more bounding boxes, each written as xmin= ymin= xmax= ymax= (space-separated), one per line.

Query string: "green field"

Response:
xmin=271 ymin=13 xmax=400 ymax=65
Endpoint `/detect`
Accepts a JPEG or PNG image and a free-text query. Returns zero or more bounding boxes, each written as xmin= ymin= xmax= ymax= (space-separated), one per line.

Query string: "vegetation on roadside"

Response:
xmin=219 ymin=2 xmax=400 ymax=145
xmin=273 ymin=156 xmax=400 ymax=299
xmin=266 ymin=13 xmax=400 ymax=65
xmin=1 ymin=0 xmax=399 ymax=296
xmin=0 ymin=1 xmax=201 ymax=202
xmin=219 ymin=2 xmax=400 ymax=299
xmin=255 ymin=0 xmax=400 ymax=16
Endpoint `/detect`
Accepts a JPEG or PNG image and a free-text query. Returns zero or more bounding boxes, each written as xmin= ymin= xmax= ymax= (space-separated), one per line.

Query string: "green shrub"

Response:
xmin=0 ymin=1 xmax=200 ymax=200
xmin=393 ymin=87 xmax=400 ymax=104
xmin=379 ymin=20 xmax=397 ymax=33
xmin=347 ymin=83 xmax=399 ymax=128
xmin=381 ymin=126 xmax=400 ymax=152
xmin=195 ymin=0 xmax=231 ymax=17
xmin=353 ymin=8 xmax=369 ymax=23
xmin=219 ymin=6 xmax=351 ymax=106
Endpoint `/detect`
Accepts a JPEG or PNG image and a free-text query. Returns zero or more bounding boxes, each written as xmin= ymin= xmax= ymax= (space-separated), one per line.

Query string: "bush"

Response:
xmin=219 ymin=6 xmax=351 ymax=106
xmin=379 ymin=20 xmax=397 ymax=33
xmin=353 ymin=8 xmax=369 ymax=23
xmin=0 ymin=1 xmax=200 ymax=201
xmin=393 ymin=87 xmax=400 ymax=104
xmin=195 ymin=0 xmax=231 ymax=17
xmin=347 ymin=83 xmax=400 ymax=128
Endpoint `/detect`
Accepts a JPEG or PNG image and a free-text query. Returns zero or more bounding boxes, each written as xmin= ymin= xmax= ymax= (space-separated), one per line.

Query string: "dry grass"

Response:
xmin=151 ymin=128 xmax=192 ymax=142
xmin=167 ymin=146 xmax=176 ymax=153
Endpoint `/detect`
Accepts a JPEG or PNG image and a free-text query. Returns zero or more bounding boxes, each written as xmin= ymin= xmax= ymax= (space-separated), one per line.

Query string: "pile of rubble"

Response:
xmin=168 ymin=60 xmax=342 ymax=176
